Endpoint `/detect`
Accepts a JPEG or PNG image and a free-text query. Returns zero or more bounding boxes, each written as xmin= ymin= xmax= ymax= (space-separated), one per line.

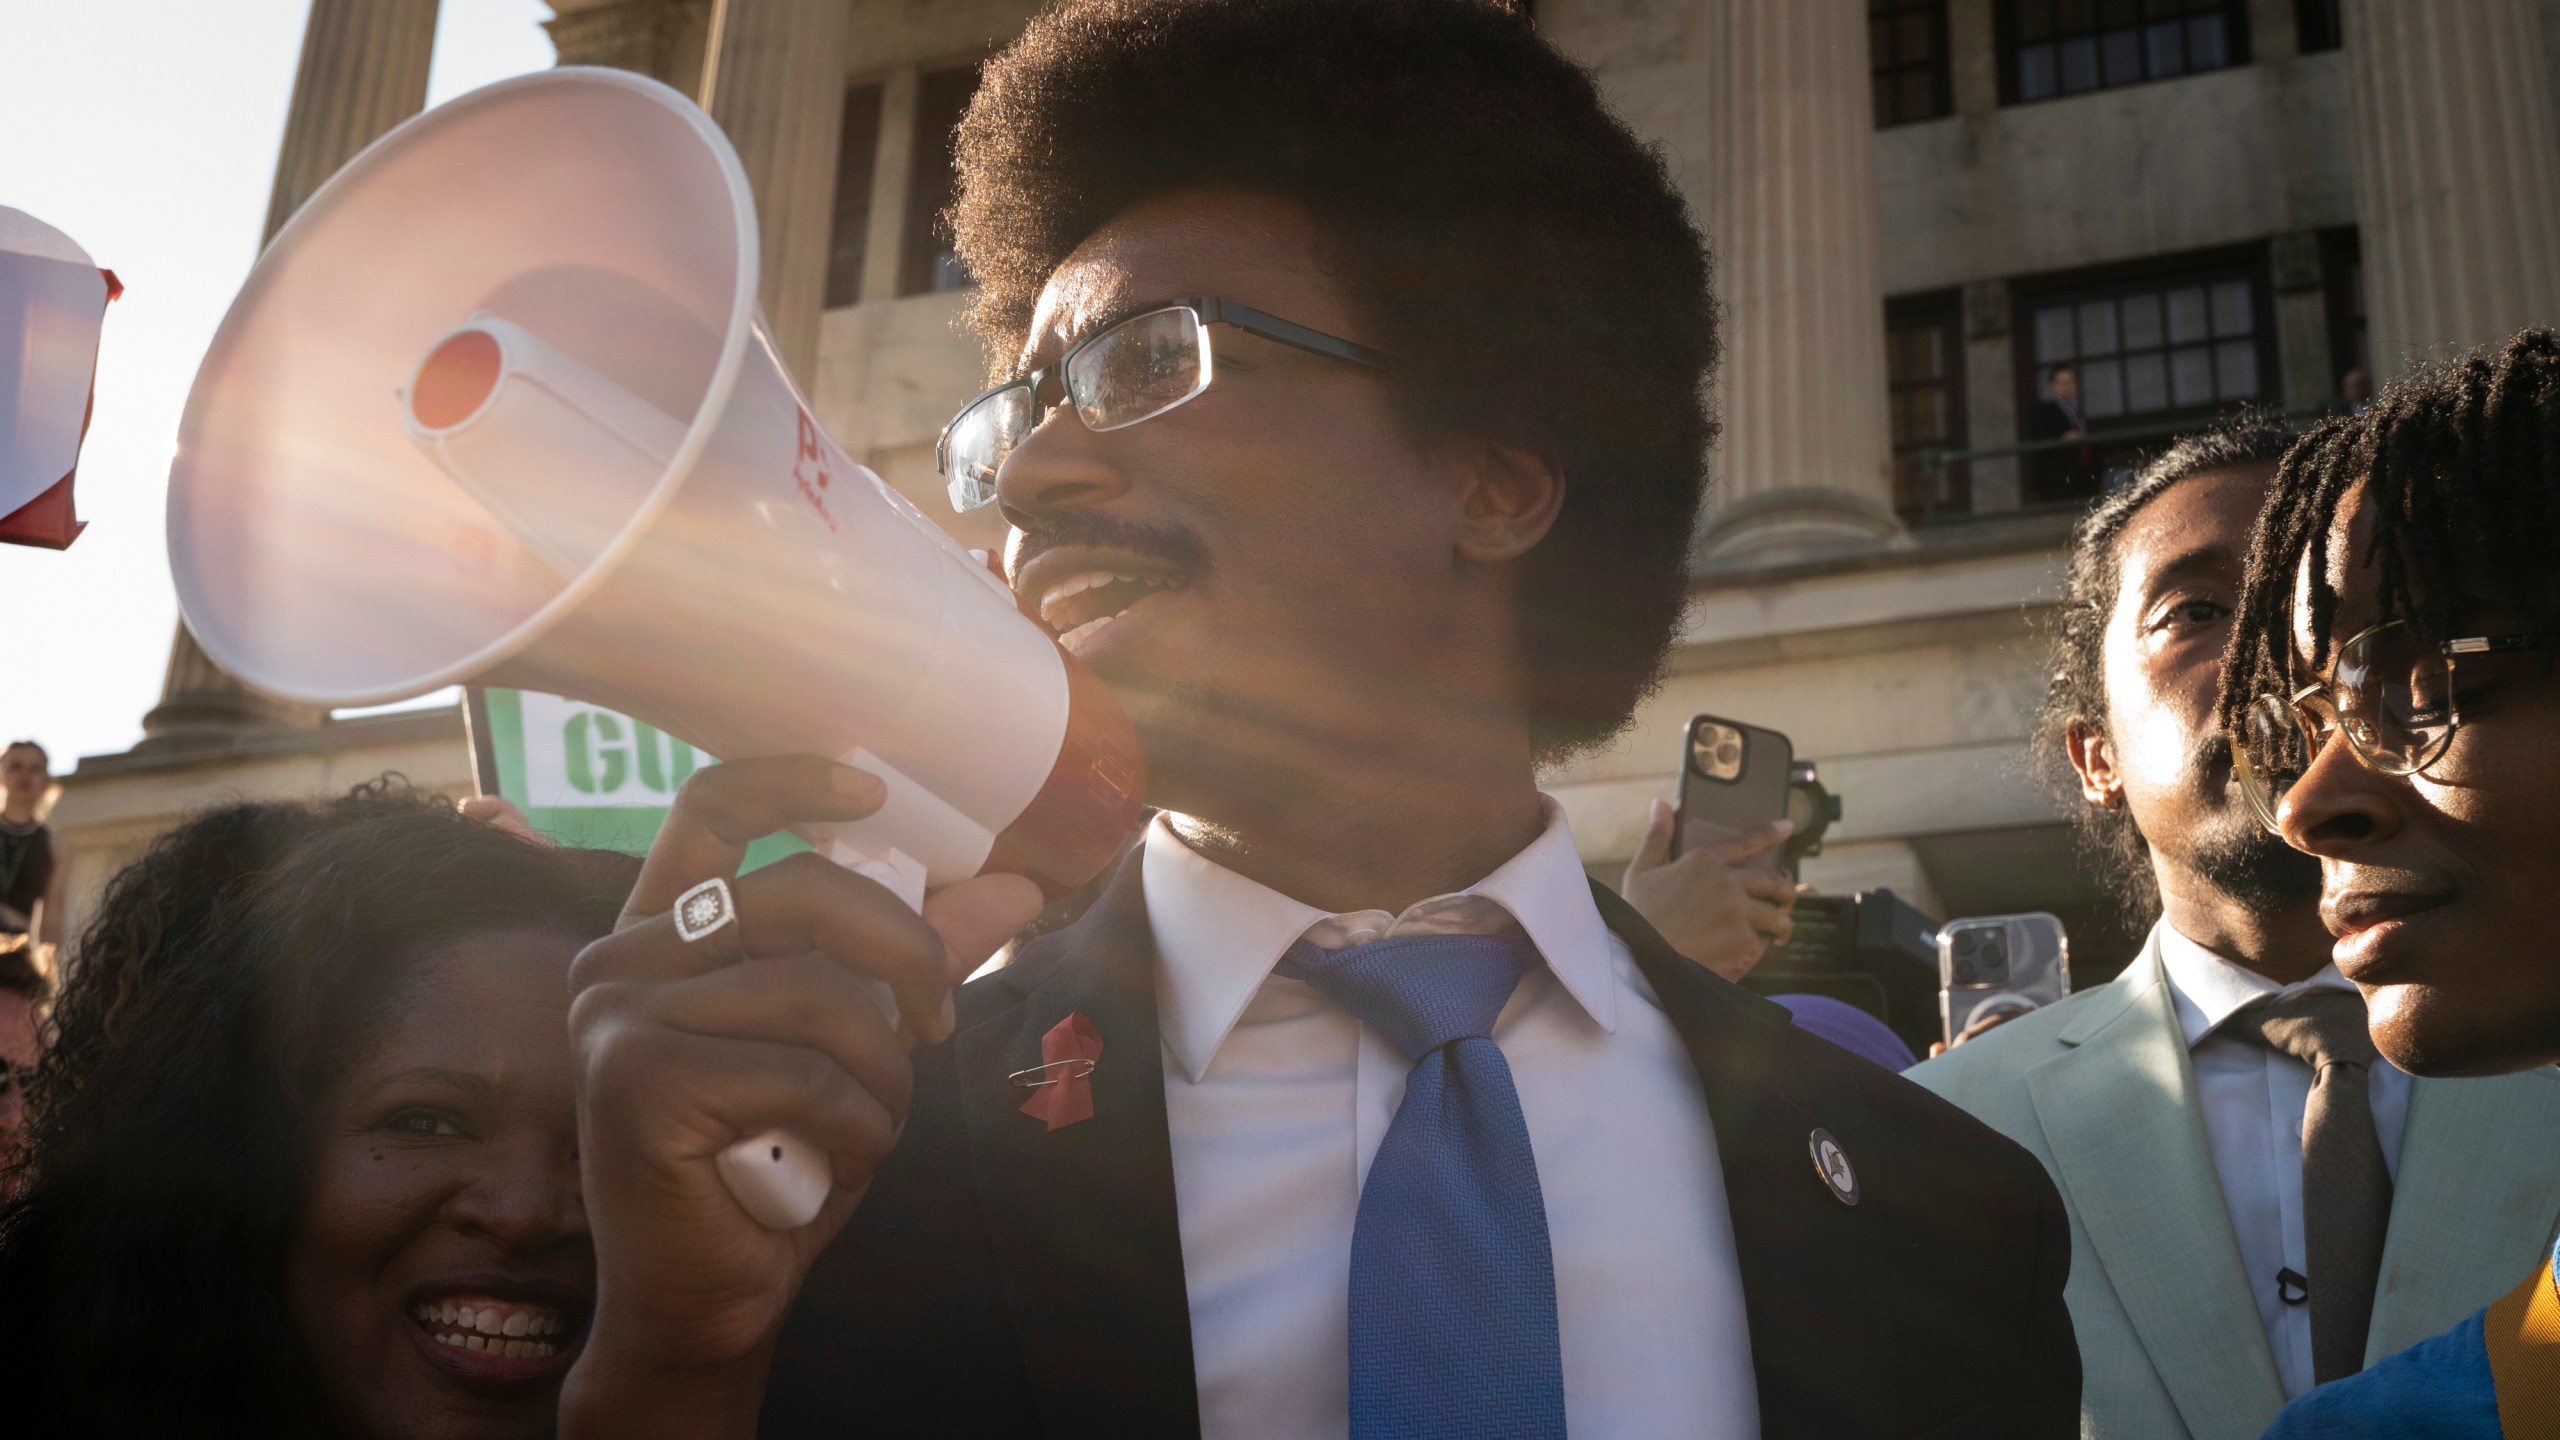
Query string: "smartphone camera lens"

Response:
xmin=1982 ymin=935 xmax=2007 ymax=971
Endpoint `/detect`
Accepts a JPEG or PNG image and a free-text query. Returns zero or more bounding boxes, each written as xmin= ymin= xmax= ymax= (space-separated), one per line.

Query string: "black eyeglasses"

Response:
xmin=935 ymin=296 xmax=1389 ymax=513
xmin=2232 ymin=618 xmax=2547 ymax=831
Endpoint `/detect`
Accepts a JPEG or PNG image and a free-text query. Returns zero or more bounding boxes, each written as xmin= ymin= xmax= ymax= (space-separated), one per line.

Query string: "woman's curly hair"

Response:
xmin=950 ymin=0 xmax=1716 ymax=756
xmin=2220 ymin=330 xmax=2560 ymax=745
xmin=0 ymin=779 xmax=636 ymax=1437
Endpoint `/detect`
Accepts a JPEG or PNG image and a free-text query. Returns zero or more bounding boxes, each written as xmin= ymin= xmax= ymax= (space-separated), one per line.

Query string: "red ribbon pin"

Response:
xmin=1015 ymin=1012 xmax=1103 ymax=1132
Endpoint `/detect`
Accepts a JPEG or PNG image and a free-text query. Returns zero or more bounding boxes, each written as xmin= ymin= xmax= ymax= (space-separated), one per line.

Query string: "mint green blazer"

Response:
xmin=1909 ymin=926 xmax=2560 ymax=1440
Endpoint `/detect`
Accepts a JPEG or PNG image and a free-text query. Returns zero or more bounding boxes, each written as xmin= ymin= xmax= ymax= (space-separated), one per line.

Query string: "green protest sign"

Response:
xmin=467 ymin=687 xmax=809 ymax=870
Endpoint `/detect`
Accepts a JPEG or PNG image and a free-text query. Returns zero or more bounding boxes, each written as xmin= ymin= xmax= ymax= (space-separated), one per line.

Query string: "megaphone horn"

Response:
xmin=165 ymin=68 xmax=1147 ymax=1231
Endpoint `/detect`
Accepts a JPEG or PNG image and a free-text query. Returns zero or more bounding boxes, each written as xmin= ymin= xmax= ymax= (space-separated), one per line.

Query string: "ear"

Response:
xmin=2064 ymin=716 xmax=2124 ymax=810
xmin=1451 ymin=441 xmax=1564 ymax=565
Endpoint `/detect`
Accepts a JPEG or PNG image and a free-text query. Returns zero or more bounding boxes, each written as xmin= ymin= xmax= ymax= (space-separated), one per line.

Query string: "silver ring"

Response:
xmin=673 ymin=876 xmax=746 ymax=963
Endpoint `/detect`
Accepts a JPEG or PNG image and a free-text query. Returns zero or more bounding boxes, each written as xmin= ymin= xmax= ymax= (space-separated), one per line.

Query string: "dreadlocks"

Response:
xmin=2038 ymin=416 xmax=2300 ymax=924
xmin=2220 ymin=329 xmax=2560 ymax=744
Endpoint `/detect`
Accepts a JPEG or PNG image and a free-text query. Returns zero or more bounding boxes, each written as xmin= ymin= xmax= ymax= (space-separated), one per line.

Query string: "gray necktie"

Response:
xmin=2236 ymin=988 xmax=2391 ymax=1384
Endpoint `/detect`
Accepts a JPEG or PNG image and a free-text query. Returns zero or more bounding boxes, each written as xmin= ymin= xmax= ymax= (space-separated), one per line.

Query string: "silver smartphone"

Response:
xmin=1937 ymin=912 xmax=2069 ymax=1045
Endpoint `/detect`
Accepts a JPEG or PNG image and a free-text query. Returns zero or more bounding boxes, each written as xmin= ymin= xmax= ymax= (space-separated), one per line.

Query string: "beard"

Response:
xmin=2179 ymin=731 xmax=2323 ymax=911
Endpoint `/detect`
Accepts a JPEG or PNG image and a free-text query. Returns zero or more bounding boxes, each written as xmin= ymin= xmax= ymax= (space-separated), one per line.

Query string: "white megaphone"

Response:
xmin=165 ymin=68 xmax=1148 ymax=1231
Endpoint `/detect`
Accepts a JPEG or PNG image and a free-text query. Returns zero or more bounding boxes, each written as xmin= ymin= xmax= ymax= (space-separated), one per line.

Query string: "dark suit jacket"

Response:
xmin=763 ymin=854 xmax=2079 ymax=1438
xmin=2022 ymin=398 xmax=2098 ymax=504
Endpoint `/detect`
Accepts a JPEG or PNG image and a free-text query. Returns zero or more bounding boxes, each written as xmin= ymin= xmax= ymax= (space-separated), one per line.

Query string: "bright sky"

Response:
xmin=0 ymin=0 xmax=557 ymax=768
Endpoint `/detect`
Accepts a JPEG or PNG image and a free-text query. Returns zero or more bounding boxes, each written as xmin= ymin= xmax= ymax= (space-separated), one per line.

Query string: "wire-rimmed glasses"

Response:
xmin=934 ymin=296 xmax=1388 ymax=513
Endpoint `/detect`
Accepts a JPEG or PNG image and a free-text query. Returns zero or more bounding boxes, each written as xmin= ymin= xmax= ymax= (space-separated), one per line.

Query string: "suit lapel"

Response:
xmin=952 ymin=858 xmax=1201 ymax=1438
xmin=2369 ymin=1067 xmax=2560 ymax=1360
xmin=1591 ymin=883 xmax=1899 ymax=1437
xmin=2025 ymin=939 xmax=2282 ymax=1440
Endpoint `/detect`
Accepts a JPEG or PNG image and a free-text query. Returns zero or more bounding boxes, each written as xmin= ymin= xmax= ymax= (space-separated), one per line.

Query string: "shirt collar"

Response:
xmin=1145 ymin=797 xmax=1619 ymax=1083
xmin=2154 ymin=919 xmax=2358 ymax=1050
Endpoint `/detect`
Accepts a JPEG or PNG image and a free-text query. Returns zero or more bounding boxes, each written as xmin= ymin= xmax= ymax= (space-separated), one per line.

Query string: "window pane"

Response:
xmin=2167 ymin=286 xmax=2210 ymax=344
xmin=2187 ymin=14 xmax=2228 ymax=69
xmin=1874 ymin=74 xmax=1895 ymax=123
xmin=2020 ymin=43 xmax=2058 ymax=99
xmin=1899 ymin=11 xmax=1933 ymax=57
xmin=2145 ymin=0 xmax=2183 ymax=17
xmin=2124 ymin=351 xmax=2170 ymax=411
xmin=2145 ymin=20 xmax=2185 ymax=75
xmin=2060 ymin=35 xmax=2100 ymax=91
xmin=2120 ymin=291 xmax=2164 ymax=349
xmin=2099 ymin=0 xmax=2141 ymax=25
xmin=2102 ymin=29 xmax=2143 ymax=85
xmin=2020 ymin=0 xmax=2055 ymax=40
xmin=1896 ymin=70 xmax=1931 ymax=121
xmin=2077 ymin=299 xmax=2120 ymax=354
xmin=2082 ymin=357 xmax=2126 ymax=417
xmin=824 ymin=83 xmax=885 ymax=309
xmin=2216 ymin=339 xmax=2260 ymax=399
xmin=2036 ymin=304 xmax=2078 ymax=361
xmin=2211 ymin=278 xmax=2254 ymax=335
xmin=2172 ymin=345 xmax=2215 ymax=405
xmin=2059 ymin=0 xmax=2096 ymax=29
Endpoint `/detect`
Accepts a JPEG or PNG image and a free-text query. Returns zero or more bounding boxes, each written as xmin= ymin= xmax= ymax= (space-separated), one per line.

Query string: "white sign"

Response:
xmin=516 ymin=692 xmax=705 ymax=810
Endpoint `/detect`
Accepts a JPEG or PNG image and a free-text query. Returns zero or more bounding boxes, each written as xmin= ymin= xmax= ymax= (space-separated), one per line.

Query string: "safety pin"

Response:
xmin=1008 ymin=1057 xmax=1098 ymax=1089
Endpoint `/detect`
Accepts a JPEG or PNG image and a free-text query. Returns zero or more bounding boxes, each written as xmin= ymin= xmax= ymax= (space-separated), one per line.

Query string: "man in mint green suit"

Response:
xmin=1910 ymin=424 xmax=2560 ymax=1440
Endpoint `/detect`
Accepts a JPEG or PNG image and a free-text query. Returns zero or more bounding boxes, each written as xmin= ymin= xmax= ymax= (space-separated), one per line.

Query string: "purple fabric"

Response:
xmin=1773 ymin=993 xmax=1919 ymax=1072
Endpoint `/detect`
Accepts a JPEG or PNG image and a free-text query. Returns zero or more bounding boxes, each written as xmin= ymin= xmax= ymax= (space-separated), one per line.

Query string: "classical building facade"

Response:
xmin=50 ymin=0 xmax=2560 ymax=980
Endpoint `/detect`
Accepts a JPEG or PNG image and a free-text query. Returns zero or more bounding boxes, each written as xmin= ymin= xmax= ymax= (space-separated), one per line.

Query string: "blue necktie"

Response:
xmin=1278 ymin=932 xmax=1567 ymax=1440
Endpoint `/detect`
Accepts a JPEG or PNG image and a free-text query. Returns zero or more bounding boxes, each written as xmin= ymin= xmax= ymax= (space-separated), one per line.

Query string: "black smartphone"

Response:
xmin=1673 ymin=714 xmax=1795 ymax=874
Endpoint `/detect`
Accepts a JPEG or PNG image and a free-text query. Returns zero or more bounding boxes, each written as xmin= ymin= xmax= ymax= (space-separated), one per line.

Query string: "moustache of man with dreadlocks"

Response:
xmin=2219 ymin=328 xmax=2560 ymax=1440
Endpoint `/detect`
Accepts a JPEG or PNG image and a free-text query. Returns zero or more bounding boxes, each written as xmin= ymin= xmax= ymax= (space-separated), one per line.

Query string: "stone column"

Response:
xmin=703 ymin=0 xmax=854 ymax=383
xmin=140 ymin=0 xmax=443 ymax=751
xmin=1694 ymin=0 xmax=1902 ymax=564
xmin=545 ymin=0 xmax=715 ymax=92
xmin=2340 ymin=0 xmax=2560 ymax=381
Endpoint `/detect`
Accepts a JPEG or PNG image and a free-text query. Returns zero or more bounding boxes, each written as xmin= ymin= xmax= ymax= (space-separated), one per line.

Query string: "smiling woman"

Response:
xmin=0 ymin=780 xmax=636 ymax=1439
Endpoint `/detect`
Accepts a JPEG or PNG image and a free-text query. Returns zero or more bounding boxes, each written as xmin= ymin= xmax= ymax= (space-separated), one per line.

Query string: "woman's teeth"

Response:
xmin=410 ymin=1297 xmax=570 ymax=1359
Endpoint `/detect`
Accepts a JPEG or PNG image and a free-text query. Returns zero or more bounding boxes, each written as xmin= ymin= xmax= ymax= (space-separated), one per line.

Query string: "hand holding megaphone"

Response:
xmin=165 ymin=69 xmax=1148 ymax=1232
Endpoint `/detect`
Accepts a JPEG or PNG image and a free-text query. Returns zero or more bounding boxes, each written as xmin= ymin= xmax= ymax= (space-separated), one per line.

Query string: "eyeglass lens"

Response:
xmin=2234 ymin=622 xmax=2459 ymax=831
xmin=942 ymin=305 xmax=1208 ymax=512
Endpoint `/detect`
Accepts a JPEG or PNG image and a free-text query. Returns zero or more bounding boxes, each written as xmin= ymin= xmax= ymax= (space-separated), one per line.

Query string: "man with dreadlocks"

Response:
xmin=2209 ymin=329 xmax=2560 ymax=1439
xmin=1912 ymin=417 xmax=2560 ymax=1437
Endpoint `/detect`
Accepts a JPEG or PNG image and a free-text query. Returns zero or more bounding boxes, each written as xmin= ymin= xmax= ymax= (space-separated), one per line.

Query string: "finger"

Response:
xmin=574 ymin=851 xmax=948 ymax=996
xmin=458 ymin=795 xmax=545 ymax=842
xmin=613 ymin=953 xmax=916 ymax=1127
xmin=1625 ymin=798 xmax=1676 ymax=879
xmin=624 ymin=758 xmax=889 ymax=921
xmin=1735 ymin=870 xmax=1796 ymax=904
xmin=1761 ymin=907 xmax=1795 ymax=949
xmin=1701 ymin=818 xmax=1794 ymax=866
xmin=588 ymin=1021 xmax=900 ymax=1187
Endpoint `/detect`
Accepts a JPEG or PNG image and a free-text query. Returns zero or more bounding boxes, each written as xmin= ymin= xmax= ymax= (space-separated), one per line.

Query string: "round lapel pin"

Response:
xmin=1808 ymin=1127 xmax=1859 ymax=1206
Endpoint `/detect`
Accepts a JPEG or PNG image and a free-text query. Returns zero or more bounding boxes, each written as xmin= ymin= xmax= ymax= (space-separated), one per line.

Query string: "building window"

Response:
xmin=2017 ymin=250 xmax=2274 ymax=500
xmin=2001 ymin=0 xmax=2249 ymax=104
xmin=2321 ymin=227 xmax=2366 ymax=396
xmin=2295 ymin=0 xmax=2342 ymax=53
xmin=1886 ymin=292 xmax=1968 ymax=519
xmin=1871 ymin=0 xmax=1953 ymax=127
xmin=824 ymin=83 xmax=885 ymax=309
xmin=899 ymin=65 xmax=981 ymax=298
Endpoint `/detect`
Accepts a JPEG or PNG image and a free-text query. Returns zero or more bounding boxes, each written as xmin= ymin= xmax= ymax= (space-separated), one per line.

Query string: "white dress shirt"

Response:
xmin=1146 ymin=802 xmax=1759 ymax=1440
xmin=2155 ymin=922 xmax=2413 ymax=1400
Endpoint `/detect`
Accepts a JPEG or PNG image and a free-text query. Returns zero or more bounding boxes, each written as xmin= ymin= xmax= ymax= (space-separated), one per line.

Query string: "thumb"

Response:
xmin=923 ymin=873 xmax=1047 ymax=985
xmin=1703 ymin=817 xmax=1794 ymax=865
xmin=1628 ymin=798 xmax=1676 ymax=876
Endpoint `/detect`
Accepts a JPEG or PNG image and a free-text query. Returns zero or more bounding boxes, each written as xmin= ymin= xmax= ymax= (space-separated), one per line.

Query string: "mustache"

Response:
xmin=1009 ymin=512 xmax=1213 ymax=585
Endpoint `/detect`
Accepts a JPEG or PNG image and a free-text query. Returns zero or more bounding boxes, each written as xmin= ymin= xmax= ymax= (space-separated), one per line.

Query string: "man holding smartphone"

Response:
xmin=1910 ymin=421 xmax=2560 ymax=1439
xmin=556 ymin=3 xmax=2073 ymax=1437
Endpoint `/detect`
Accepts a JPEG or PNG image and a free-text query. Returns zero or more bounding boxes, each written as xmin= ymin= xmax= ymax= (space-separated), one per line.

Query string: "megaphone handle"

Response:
xmin=713 ymin=847 xmax=928 ymax=1231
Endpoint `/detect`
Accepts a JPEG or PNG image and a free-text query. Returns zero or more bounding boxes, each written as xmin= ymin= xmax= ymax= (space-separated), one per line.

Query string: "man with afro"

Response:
xmin=560 ymin=4 xmax=2077 ymax=1437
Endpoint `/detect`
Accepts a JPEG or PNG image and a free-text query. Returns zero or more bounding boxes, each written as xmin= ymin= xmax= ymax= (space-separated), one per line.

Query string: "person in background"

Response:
xmin=0 ymin=946 xmax=43 ymax=1185
xmin=2025 ymin=363 xmax=2099 ymax=504
xmin=0 ymin=741 xmax=66 ymax=960
xmin=1619 ymin=801 xmax=1797 ymax=982
xmin=2211 ymin=331 xmax=2560 ymax=1439
xmin=1911 ymin=417 xmax=2560 ymax=1439
xmin=2339 ymin=366 xmax=2374 ymax=417
xmin=0 ymin=780 xmax=636 ymax=1439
